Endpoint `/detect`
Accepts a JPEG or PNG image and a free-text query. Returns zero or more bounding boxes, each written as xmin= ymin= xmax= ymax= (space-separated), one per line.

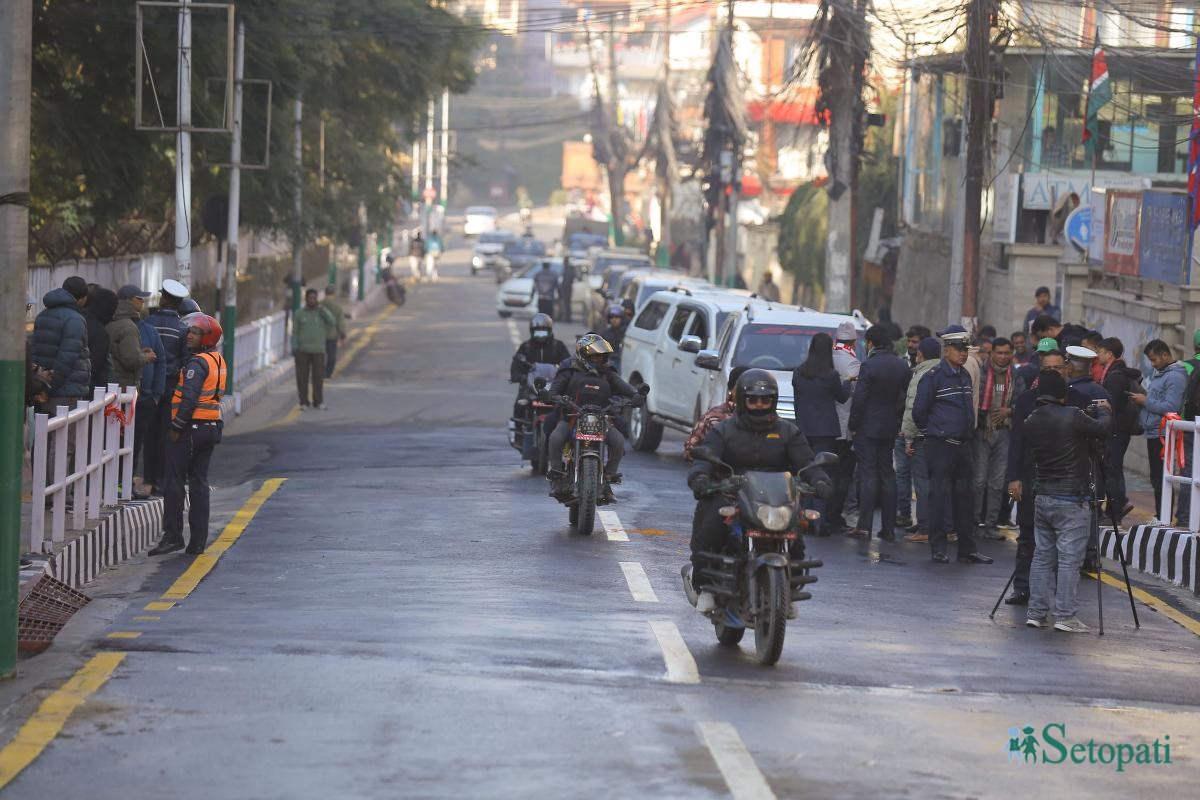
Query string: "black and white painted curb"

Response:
xmin=1101 ymin=524 xmax=1197 ymax=594
xmin=21 ymin=499 xmax=164 ymax=591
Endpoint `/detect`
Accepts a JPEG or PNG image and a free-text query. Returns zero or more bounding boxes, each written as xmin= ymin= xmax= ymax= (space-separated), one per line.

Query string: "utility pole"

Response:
xmin=425 ymin=98 xmax=435 ymax=237
xmin=723 ymin=0 xmax=740 ymax=287
xmin=960 ymin=0 xmax=992 ymax=329
xmin=0 ymin=0 xmax=32 ymax=679
xmin=411 ymin=139 xmax=420 ymax=214
xmin=440 ymin=87 xmax=449 ymax=214
xmin=658 ymin=0 xmax=672 ymax=266
xmin=175 ymin=0 xmax=193 ymax=285
xmin=607 ymin=15 xmax=625 ymax=245
xmin=291 ymin=95 xmax=302 ymax=312
xmin=222 ymin=18 xmax=244 ymax=390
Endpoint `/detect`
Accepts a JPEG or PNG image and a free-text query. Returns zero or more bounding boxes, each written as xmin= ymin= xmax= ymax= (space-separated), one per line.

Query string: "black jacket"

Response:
xmin=791 ymin=368 xmax=849 ymax=440
xmin=548 ymin=358 xmax=637 ymax=407
xmin=1024 ymin=399 xmax=1111 ymax=499
xmin=30 ymin=288 xmax=91 ymax=398
xmin=688 ymin=413 xmax=829 ymax=487
xmin=849 ymin=348 xmax=910 ymax=439
xmin=147 ymin=308 xmax=188 ymax=391
xmin=511 ymin=337 xmax=570 ymax=382
xmin=1006 ymin=388 xmax=1040 ymax=525
xmin=1066 ymin=375 xmax=1110 ymax=410
xmin=85 ymin=288 xmax=117 ymax=388
xmin=913 ymin=359 xmax=974 ymax=440
xmin=1100 ymin=360 xmax=1142 ymax=435
xmin=601 ymin=324 xmax=625 ymax=352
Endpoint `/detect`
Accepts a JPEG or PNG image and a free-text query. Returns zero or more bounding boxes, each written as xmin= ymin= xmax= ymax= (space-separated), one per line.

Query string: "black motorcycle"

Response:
xmin=550 ymin=392 xmax=643 ymax=535
xmin=684 ymin=449 xmax=836 ymax=666
xmin=509 ymin=361 xmax=558 ymax=474
xmin=383 ymin=268 xmax=407 ymax=306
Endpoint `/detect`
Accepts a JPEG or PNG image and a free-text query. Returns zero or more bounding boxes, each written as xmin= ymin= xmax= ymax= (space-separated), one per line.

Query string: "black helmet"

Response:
xmin=576 ymin=332 xmax=614 ymax=372
xmin=734 ymin=368 xmax=778 ymax=420
xmin=530 ymin=313 xmax=553 ymax=341
xmin=606 ymin=303 xmax=624 ymax=322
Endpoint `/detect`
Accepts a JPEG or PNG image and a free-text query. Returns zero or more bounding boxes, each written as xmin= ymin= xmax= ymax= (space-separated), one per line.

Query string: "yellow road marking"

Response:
xmin=133 ymin=616 xmax=160 ymax=621
xmin=334 ymin=303 xmax=397 ymax=378
xmin=161 ymin=478 xmax=286 ymax=601
xmin=1087 ymin=570 xmax=1200 ymax=638
xmin=143 ymin=601 xmax=175 ymax=612
xmin=631 ymin=528 xmax=673 ymax=537
xmin=106 ymin=632 xmax=141 ymax=640
xmin=0 ymin=653 xmax=125 ymax=789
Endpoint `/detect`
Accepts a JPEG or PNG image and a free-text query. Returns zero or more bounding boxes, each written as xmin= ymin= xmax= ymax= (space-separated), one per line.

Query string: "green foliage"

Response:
xmin=30 ymin=0 xmax=480 ymax=261
xmin=777 ymin=183 xmax=828 ymax=300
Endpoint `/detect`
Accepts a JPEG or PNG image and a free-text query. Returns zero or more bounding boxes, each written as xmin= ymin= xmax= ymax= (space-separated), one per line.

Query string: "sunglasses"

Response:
xmin=745 ymin=396 xmax=774 ymax=408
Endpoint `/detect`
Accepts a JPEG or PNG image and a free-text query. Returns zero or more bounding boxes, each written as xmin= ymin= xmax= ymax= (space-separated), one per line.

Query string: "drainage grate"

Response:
xmin=17 ymin=574 xmax=91 ymax=654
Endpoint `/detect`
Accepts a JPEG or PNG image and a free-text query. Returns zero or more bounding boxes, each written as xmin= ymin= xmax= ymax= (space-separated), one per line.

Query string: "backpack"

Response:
xmin=1183 ymin=357 xmax=1200 ymax=420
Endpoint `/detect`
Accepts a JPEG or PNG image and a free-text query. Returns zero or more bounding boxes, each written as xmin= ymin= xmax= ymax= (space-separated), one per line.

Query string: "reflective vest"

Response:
xmin=171 ymin=351 xmax=227 ymax=422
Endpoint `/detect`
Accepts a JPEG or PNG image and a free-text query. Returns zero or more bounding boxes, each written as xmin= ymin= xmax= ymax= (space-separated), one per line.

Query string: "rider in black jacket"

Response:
xmin=686 ymin=370 xmax=832 ymax=609
xmin=545 ymin=334 xmax=641 ymax=497
xmin=510 ymin=313 xmax=570 ymax=383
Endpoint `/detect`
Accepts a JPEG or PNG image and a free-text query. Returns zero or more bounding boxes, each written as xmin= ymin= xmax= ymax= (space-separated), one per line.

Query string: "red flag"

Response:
xmin=1188 ymin=36 xmax=1200 ymax=230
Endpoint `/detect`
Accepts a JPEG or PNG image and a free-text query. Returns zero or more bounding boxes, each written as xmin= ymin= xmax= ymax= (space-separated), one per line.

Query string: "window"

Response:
xmin=686 ymin=309 xmax=708 ymax=348
xmin=634 ymin=300 xmax=670 ymax=331
xmin=666 ymin=307 xmax=693 ymax=342
xmin=717 ymin=313 xmax=739 ymax=356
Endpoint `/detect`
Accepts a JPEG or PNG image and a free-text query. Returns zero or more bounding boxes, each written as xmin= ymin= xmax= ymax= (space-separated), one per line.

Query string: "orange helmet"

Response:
xmin=187 ymin=314 xmax=223 ymax=349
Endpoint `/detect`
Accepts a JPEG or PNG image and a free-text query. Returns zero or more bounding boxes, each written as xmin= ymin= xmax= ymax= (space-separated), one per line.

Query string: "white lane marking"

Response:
xmin=599 ymin=509 xmax=628 ymax=541
xmin=506 ymin=319 xmax=522 ymax=348
xmin=648 ymin=620 xmax=700 ymax=684
xmin=695 ymin=722 xmax=777 ymax=800
xmin=619 ymin=561 xmax=659 ymax=602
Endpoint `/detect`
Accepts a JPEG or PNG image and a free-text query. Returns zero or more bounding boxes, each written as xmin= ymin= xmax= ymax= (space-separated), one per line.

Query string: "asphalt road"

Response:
xmin=5 ymin=227 xmax=1199 ymax=799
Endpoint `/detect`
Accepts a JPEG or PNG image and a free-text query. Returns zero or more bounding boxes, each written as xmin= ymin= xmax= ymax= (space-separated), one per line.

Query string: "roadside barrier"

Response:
xmin=1161 ymin=418 xmax=1200 ymax=530
xmin=29 ymin=384 xmax=138 ymax=554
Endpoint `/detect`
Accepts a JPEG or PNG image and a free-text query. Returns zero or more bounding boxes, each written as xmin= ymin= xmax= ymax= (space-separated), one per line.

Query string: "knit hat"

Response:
xmin=1036 ymin=337 xmax=1058 ymax=354
xmin=918 ymin=337 xmax=942 ymax=359
xmin=835 ymin=321 xmax=857 ymax=342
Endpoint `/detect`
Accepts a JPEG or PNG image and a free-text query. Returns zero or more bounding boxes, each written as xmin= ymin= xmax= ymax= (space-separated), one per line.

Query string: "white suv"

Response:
xmin=620 ymin=289 xmax=866 ymax=452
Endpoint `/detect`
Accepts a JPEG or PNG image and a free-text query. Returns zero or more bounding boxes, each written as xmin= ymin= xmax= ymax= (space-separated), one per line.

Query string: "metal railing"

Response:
xmin=29 ymin=385 xmax=138 ymax=554
xmin=232 ymin=310 xmax=287 ymax=385
xmin=1160 ymin=418 xmax=1200 ymax=530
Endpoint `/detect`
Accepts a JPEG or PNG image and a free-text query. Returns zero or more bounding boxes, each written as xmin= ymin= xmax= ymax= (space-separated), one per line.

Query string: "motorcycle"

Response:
xmin=509 ymin=361 xmax=558 ymax=474
xmin=383 ymin=268 xmax=407 ymax=306
xmin=549 ymin=390 xmax=645 ymax=535
xmin=683 ymin=448 xmax=837 ymax=666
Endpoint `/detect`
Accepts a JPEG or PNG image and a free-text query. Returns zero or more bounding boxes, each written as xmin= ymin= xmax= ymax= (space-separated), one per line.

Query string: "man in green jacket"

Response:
xmin=107 ymin=285 xmax=157 ymax=388
xmin=901 ymin=337 xmax=941 ymax=543
xmin=293 ymin=288 xmax=336 ymax=409
xmin=321 ymin=283 xmax=348 ymax=379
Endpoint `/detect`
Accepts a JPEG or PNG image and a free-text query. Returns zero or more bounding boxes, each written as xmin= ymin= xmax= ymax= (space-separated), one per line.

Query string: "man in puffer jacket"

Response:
xmin=1132 ymin=338 xmax=1188 ymax=521
xmin=30 ymin=279 xmax=91 ymax=409
xmin=106 ymin=285 xmax=157 ymax=388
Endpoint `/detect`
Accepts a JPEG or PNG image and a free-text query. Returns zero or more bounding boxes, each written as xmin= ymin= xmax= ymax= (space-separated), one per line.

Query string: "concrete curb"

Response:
xmin=1101 ymin=524 xmax=1198 ymax=593
xmin=21 ymin=498 xmax=163 ymax=591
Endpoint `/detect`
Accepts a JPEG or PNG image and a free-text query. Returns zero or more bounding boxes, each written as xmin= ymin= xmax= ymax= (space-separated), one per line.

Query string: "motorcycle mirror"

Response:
xmin=800 ymin=451 xmax=838 ymax=472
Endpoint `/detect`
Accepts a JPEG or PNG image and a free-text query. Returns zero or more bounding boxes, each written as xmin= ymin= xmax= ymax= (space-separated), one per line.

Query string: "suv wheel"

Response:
xmin=630 ymin=400 xmax=663 ymax=453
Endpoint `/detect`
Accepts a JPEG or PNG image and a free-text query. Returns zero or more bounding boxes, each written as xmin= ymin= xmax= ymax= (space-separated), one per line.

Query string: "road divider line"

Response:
xmin=143 ymin=601 xmax=175 ymax=612
xmin=161 ymin=478 xmax=286 ymax=601
xmin=599 ymin=510 xmax=629 ymax=541
xmin=648 ymin=620 xmax=700 ymax=684
xmin=506 ymin=319 xmax=522 ymax=348
xmin=0 ymin=652 xmax=126 ymax=789
xmin=695 ymin=722 xmax=777 ymax=800
xmin=619 ymin=561 xmax=659 ymax=602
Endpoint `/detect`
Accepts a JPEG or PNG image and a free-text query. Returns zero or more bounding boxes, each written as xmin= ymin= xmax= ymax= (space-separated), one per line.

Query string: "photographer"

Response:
xmin=1022 ymin=370 xmax=1111 ymax=634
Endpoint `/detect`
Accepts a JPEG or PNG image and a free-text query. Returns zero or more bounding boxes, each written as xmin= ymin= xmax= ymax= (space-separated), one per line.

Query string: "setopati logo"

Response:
xmin=1006 ymin=724 xmax=1171 ymax=772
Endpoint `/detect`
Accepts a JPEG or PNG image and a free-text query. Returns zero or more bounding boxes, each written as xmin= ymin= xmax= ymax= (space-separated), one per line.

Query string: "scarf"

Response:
xmin=980 ymin=362 xmax=1014 ymax=412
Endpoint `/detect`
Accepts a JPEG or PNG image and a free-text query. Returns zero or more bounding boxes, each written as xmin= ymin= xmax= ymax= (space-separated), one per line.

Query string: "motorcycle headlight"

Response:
xmin=579 ymin=413 xmax=603 ymax=434
xmin=472 ymin=256 xmax=483 ymax=267
xmin=754 ymin=504 xmax=793 ymax=532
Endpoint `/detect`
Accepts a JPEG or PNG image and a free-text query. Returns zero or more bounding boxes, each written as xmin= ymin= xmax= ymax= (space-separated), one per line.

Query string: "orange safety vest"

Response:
xmin=171 ymin=351 xmax=227 ymax=422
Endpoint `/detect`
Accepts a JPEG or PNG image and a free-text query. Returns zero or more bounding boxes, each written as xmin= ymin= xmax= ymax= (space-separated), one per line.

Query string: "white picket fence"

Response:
xmin=1161 ymin=418 xmax=1200 ymax=530
xmin=233 ymin=310 xmax=288 ymax=383
xmin=29 ymin=384 xmax=138 ymax=554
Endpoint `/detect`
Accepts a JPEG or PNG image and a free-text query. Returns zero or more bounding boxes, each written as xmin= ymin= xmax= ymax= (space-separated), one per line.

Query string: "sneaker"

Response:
xmin=298 ymin=404 xmax=310 ymax=411
xmin=895 ymin=516 xmax=914 ymax=529
xmin=696 ymin=591 xmax=717 ymax=613
xmin=948 ymin=533 xmax=958 ymax=543
xmin=1053 ymin=617 xmax=1090 ymax=633
xmin=314 ymin=403 xmax=328 ymax=410
xmin=904 ymin=521 xmax=920 ymax=533
xmin=1025 ymin=617 xmax=1048 ymax=629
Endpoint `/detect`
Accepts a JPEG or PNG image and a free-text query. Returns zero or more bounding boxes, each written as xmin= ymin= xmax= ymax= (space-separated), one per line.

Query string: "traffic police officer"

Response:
xmin=149 ymin=314 xmax=227 ymax=556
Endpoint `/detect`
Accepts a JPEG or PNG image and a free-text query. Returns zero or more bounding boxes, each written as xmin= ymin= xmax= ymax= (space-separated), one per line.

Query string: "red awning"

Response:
xmin=747 ymin=93 xmax=820 ymax=126
xmin=740 ymin=173 xmax=763 ymax=198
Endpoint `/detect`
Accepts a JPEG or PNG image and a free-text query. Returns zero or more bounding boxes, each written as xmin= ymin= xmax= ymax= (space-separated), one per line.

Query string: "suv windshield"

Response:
xmin=479 ymin=232 xmax=512 ymax=245
xmin=504 ymin=238 xmax=546 ymax=257
xmin=732 ymin=324 xmax=863 ymax=371
xmin=517 ymin=260 xmax=562 ymax=278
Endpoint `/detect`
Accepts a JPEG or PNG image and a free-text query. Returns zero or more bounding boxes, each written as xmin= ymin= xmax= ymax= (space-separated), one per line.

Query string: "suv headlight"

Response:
xmin=754 ymin=504 xmax=793 ymax=532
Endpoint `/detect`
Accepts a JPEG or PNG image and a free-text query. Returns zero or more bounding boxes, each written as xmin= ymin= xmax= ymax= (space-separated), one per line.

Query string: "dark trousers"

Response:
xmin=926 ymin=437 xmax=978 ymax=557
xmin=1147 ymin=436 xmax=1164 ymax=517
xmin=537 ymin=297 xmax=556 ymax=316
xmin=1106 ymin=433 xmax=1130 ymax=512
xmin=854 ymin=435 xmax=897 ymax=536
xmin=133 ymin=396 xmax=158 ymax=476
xmin=295 ymin=351 xmax=326 ymax=406
xmin=546 ymin=420 xmax=624 ymax=476
xmin=558 ymin=291 xmax=573 ymax=322
xmin=825 ymin=439 xmax=857 ymax=528
xmin=1014 ymin=519 xmax=1035 ymax=593
xmin=143 ymin=387 xmax=175 ymax=487
xmin=325 ymin=338 xmax=339 ymax=378
xmin=690 ymin=497 xmax=728 ymax=580
xmin=161 ymin=424 xmax=219 ymax=549
xmin=806 ymin=436 xmax=837 ymax=534
xmin=894 ymin=436 xmax=913 ymax=519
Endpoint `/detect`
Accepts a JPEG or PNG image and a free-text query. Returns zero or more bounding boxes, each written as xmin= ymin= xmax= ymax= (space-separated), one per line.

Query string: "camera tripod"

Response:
xmin=990 ymin=454 xmax=1140 ymax=634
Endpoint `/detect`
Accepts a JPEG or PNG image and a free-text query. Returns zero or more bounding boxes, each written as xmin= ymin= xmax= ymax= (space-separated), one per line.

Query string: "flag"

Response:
xmin=1082 ymin=40 xmax=1112 ymax=163
xmin=1188 ymin=34 xmax=1200 ymax=231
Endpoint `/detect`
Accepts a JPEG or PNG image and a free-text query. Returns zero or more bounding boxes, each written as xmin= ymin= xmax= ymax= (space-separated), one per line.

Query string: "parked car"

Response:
xmin=496 ymin=236 xmax=547 ymax=283
xmin=495 ymin=258 xmax=564 ymax=318
xmin=586 ymin=251 xmax=653 ymax=328
xmin=471 ymin=230 xmax=516 ymax=276
xmin=620 ymin=289 xmax=867 ymax=452
xmin=464 ymin=206 xmax=498 ymax=236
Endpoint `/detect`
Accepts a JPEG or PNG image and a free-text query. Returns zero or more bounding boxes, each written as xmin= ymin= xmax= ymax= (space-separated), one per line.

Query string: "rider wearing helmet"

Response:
xmin=511 ymin=313 xmax=570 ymax=384
xmin=685 ymin=369 xmax=834 ymax=611
xmin=600 ymin=303 xmax=627 ymax=353
xmin=149 ymin=314 xmax=227 ymax=557
xmin=544 ymin=333 xmax=643 ymax=498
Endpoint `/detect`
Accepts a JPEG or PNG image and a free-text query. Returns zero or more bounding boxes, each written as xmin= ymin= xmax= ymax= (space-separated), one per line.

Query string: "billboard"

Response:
xmin=1103 ymin=191 xmax=1141 ymax=275
xmin=1137 ymin=191 xmax=1190 ymax=284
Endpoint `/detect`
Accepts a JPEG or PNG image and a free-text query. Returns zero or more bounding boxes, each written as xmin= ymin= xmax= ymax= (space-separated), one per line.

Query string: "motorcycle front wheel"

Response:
xmin=575 ymin=458 xmax=599 ymax=535
xmin=754 ymin=566 xmax=788 ymax=666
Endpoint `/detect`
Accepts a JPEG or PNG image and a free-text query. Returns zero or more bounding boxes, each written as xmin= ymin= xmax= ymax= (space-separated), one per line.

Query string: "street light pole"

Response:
xmin=222 ymin=17 xmax=244 ymax=390
xmin=291 ymin=95 xmax=302 ymax=313
xmin=0 ymin=0 xmax=32 ymax=678
xmin=175 ymin=0 xmax=193 ymax=285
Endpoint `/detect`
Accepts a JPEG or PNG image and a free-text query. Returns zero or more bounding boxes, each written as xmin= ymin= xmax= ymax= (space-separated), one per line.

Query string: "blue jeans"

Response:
xmin=894 ymin=436 xmax=912 ymax=519
xmin=1029 ymin=495 xmax=1092 ymax=621
xmin=909 ymin=438 xmax=931 ymax=531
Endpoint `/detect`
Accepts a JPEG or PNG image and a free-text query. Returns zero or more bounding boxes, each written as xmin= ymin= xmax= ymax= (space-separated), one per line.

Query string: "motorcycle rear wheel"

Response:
xmin=754 ymin=567 xmax=788 ymax=666
xmin=576 ymin=459 xmax=599 ymax=535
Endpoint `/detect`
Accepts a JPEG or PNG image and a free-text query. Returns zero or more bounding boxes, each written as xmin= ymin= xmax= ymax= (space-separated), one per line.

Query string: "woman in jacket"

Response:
xmin=791 ymin=333 xmax=850 ymax=534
